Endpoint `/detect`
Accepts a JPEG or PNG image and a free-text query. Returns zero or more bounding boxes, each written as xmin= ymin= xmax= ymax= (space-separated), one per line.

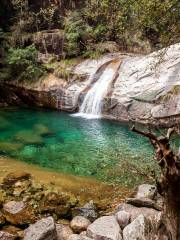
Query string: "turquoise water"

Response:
xmin=1 ymin=107 xmax=178 ymax=187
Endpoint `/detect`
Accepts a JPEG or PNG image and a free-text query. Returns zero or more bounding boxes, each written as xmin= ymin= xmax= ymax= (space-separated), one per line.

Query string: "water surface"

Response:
xmin=0 ymin=107 xmax=174 ymax=187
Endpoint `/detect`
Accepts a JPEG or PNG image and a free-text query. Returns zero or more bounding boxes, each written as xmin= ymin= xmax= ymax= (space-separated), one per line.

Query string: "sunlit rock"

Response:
xmin=70 ymin=216 xmax=91 ymax=233
xmin=56 ymin=224 xmax=73 ymax=240
xmin=3 ymin=201 xmax=35 ymax=226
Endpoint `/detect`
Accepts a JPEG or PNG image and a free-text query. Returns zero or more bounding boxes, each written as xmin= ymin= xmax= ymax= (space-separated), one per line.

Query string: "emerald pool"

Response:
xmin=1 ymin=107 xmax=177 ymax=187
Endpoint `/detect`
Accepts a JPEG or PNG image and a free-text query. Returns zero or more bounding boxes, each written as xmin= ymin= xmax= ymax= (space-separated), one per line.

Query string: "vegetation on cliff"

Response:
xmin=0 ymin=0 xmax=179 ymax=83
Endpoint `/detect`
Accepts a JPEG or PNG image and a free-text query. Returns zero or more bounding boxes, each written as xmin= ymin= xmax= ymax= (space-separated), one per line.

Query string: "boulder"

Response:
xmin=70 ymin=216 xmax=91 ymax=233
xmin=0 ymin=231 xmax=16 ymax=240
xmin=123 ymin=214 xmax=151 ymax=240
xmin=24 ymin=217 xmax=57 ymax=240
xmin=125 ymin=197 xmax=162 ymax=211
xmin=87 ymin=216 xmax=122 ymax=240
xmin=136 ymin=184 xmax=157 ymax=200
xmin=3 ymin=201 xmax=35 ymax=225
xmin=115 ymin=203 xmax=161 ymax=227
xmin=1 ymin=226 xmax=23 ymax=238
xmin=73 ymin=201 xmax=98 ymax=222
xmin=56 ymin=224 xmax=73 ymax=240
xmin=115 ymin=210 xmax=131 ymax=229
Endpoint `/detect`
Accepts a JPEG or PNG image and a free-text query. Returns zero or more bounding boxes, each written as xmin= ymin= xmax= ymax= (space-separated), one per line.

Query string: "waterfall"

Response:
xmin=75 ymin=59 xmax=121 ymax=119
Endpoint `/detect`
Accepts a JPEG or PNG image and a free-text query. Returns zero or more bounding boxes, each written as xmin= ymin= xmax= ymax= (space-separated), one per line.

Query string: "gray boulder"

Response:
xmin=87 ymin=216 xmax=122 ymax=240
xmin=24 ymin=217 xmax=57 ymax=240
xmin=136 ymin=184 xmax=157 ymax=200
xmin=115 ymin=210 xmax=131 ymax=229
xmin=73 ymin=201 xmax=98 ymax=222
xmin=123 ymin=214 xmax=151 ymax=240
xmin=70 ymin=216 xmax=91 ymax=233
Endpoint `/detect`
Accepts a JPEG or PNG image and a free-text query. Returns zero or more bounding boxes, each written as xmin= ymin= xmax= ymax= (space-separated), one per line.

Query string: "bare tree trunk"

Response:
xmin=131 ymin=126 xmax=180 ymax=240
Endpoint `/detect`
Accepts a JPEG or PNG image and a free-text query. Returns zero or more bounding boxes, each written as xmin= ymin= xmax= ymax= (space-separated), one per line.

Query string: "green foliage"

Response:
xmin=64 ymin=11 xmax=93 ymax=57
xmin=5 ymin=45 xmax=46 ymax=82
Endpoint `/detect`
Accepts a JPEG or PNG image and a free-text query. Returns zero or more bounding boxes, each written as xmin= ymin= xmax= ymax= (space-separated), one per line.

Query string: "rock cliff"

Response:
xmin=0 ymin=44 xmax=179 ymax=126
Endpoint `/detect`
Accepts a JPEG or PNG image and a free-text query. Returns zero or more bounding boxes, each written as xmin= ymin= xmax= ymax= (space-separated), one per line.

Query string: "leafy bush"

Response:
xmin=6 ymin=44 xmax=46 ymax=81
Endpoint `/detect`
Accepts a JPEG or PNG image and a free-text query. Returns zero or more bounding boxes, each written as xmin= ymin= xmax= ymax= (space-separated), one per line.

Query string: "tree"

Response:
xmin=132 ymin=126 xmax=180 ymax=240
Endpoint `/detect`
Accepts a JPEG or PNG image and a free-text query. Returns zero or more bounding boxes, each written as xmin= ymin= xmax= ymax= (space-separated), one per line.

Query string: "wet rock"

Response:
xmin=40 ymin=192 xmax=73 ymax=218
xmin=87 ymin=216 xmax=122 ymax=240
xmin=115 ymin=210 xmax=131 ymax=229
xmin=0 ymin=231 xmax=16 ymax=240
xmin=3 ymin=201 xmax=35 ymax=225
xmin=56 ymin=224 xmax=73 ymax=240
xmin=14 ymin=130 xmax=44 ymax=145
xmin=13 ymin=179 xmax=32 ymax=197
xmin=70 ymin=216 xmax=91 ymax=233
xmin=123 ymin=214 xmax=151 ymax=240
xmin=73 ymin=201 xmax=98 ymax=222
xmin=0 ymin=212 xmax=5 ymax=226
xmin=2 ymin=172 xmax=32 ymax=189
xmin=24 ymin=217 xmax=57 ymax=240
xmin=136 ymin=184 xmax=157 ymax=200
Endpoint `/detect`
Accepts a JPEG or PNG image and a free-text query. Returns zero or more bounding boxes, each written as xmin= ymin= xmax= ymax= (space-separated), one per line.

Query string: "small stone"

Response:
xmin=24 ymin=217 xmax=57 ymax=240
xmin=0 ymin=231 xmax=16 ymax=240
xmin=87 ymin=216 xmax=122 ymax=240
xmin=70 ymin=216 xmax=91 ymax=233
xmin=115 ymin=210 xmax=131 ymax=229
xmin=123 ymin=214 xmax=151 ymax=240
xmin=3 ymin=201 xmax=35 ymax=225
xmin=136 ymin=184 xmax=157 ymax=200
xmin=56 ymin=224 xmax=73 ymax=240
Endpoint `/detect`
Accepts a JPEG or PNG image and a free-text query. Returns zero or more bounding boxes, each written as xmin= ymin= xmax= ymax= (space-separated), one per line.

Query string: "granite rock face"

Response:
xmin=0 ymin=44 xmax=179 ymax=126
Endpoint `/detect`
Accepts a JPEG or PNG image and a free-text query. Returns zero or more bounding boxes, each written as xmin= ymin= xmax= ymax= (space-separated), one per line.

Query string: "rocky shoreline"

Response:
xmin=0 ymin=171 xmax=165 ymax=240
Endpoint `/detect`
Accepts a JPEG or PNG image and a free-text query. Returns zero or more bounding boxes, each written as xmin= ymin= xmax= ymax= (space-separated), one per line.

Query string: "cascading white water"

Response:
xmin=73 ymin=59 xmax=121 ymax=118
xmin=77 ymin=68 xmax=115 ymax=118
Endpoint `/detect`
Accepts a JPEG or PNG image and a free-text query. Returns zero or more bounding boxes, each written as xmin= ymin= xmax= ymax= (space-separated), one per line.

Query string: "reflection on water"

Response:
xmin=1 ymin=107 xmax=178 ymax=187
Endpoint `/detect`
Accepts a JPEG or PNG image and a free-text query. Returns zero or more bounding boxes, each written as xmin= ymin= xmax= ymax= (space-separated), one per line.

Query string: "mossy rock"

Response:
xmin=0 ymin=116 xmax=10 ymax=130
xmin=0 ymin=141 xmax=24 ymax=153
xmin=33 ymin=124 xmax=52 ymax=136
xmin=14 ymin=130 xmax=44 ymax=145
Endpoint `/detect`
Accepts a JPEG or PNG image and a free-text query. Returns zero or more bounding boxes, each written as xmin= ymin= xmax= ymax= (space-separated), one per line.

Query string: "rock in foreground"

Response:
xmin=24 ymin=217 xmax=57 ymax=240
xmin=87 ymin=216 xmax=122 ymax=240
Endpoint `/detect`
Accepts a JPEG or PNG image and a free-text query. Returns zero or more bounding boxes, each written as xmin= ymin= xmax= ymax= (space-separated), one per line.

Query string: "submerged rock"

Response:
xmin=0 ymin=116 xmax=10 ymax=130
xmin=3 ymin=201 xmax=35 ymax=226
xmin=0 ymin=142 xmax=23 ymax=153
xmin=24 ymin=217 xmax=57 ymax=240
xmin=123 ymin=214 xmax=151 ymax=240
xmin=34 ymin=123 xmax=53 ymax=136
xmin=70 ymin=216 xmax=91 ymax=233
xmin=87 ymin=216 xmax=122 ymax=240
xmin=14 ymin=130 xmax=44 ymax=145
